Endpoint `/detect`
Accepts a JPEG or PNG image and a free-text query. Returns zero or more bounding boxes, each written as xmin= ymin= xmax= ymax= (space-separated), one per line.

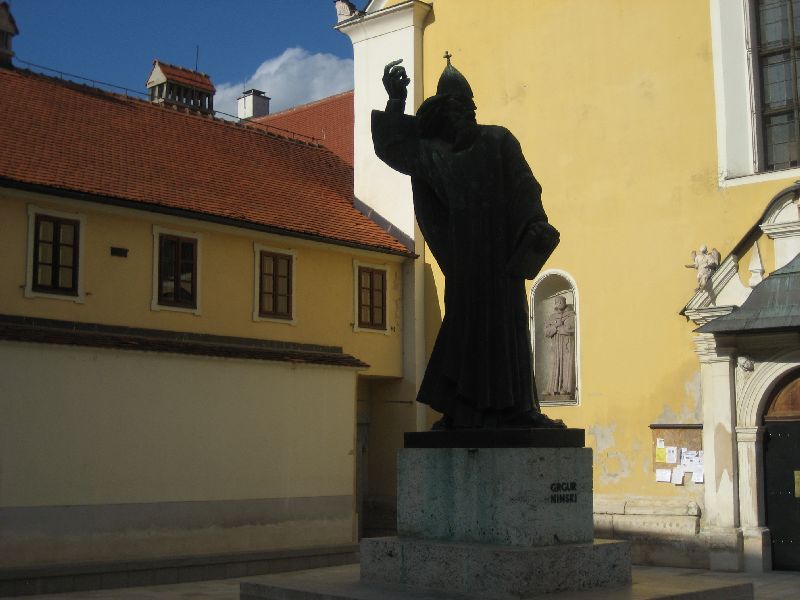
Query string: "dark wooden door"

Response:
xmin=764 ymin=421 xmax=800 ymax=570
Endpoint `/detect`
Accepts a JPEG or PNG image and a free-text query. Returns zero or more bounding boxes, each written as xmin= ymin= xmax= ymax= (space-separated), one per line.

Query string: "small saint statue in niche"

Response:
xmin=542 ymin=295 xmax=576 ymax=400
xmin=685 ymin=245 xmax=720 ymax=290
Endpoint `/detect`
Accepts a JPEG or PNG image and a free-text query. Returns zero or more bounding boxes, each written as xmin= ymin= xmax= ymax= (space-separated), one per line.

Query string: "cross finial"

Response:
xmin=443 ymin=50 xmax=452 ymax=65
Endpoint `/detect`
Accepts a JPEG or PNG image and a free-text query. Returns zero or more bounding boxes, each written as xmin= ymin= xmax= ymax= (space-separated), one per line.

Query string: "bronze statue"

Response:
xmin=372 ymin=54 xmax=563 ymax=430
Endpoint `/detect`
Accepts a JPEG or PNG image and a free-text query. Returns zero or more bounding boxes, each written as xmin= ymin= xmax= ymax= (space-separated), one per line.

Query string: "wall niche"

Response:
xmin=531 ymin=270 xmax=579 ymax=406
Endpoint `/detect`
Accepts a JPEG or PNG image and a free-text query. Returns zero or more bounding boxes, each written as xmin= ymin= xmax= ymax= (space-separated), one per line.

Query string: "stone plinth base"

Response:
xmin=398 ymin=446 xmax=593 ymax=546
xmin=361 ymin=536 xmax=630 ymax=598
xmin=240 ymin=564 xmax=755 ymax=600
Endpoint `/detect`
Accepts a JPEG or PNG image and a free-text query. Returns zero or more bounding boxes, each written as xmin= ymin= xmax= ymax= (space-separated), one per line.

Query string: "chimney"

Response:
xmin=334 ymin=0 xmax=361 ymax=23
xmin=238 ymin=89 xmax=270 ymax=120
xmin=0 ymin=2 xmax=19 ymax=68
xmin=146 ymin=60 xmax=216 ymax=114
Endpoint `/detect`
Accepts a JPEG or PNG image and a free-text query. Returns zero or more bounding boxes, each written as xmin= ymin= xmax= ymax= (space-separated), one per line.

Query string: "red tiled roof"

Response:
xmin=151 ymin=60 xmax=216 ymax=93
xmin=0 ymin=68 xmax=409 ymax=256
xmin=253 ymin=90 xmax=354 ymax=166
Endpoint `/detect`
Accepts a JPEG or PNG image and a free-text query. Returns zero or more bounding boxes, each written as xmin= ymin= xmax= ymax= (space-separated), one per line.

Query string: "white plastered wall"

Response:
xmin=337 ymin=1 xmax=431 ymax=240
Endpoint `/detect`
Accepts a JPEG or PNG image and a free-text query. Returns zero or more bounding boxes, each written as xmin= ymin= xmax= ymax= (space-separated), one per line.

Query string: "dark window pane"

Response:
xmin=33 ymin=215 xmax=79 ymax=294
xmin=60 ymin=223 xmax=74 ymax=245
xmin=758 ymin=1 xmax=800 ymax=171
xmin=160 ymin=238 xmax=176 ymax=267
xmin=766 ymin=112 xmax=798 ymax=168
xmin=37 ymin=265 xmax=52 ymax=286
xmin=260 ymin=252 xmax=292 ymax=317
xmin=761 ymin=1 xmax=790 ymax=49
xmin=180 ymin=241 xmax=195 ymax=262
xmin=59 ymin=246 xmax=74 ymax=267
xmin=38 ymin=243 xmax=52 ymax=264
xmin=277 ymin=296 xmax=288 ymax=315
xmin=38 ymin=220 xmax=53 ymax=242
xmin=374 ymin=308 xmax=384 ymax=326
xmin=59 ymin=267 xmax=73 ymax=288
xmin=361 ymin=306 xmax=371 ymax=323
xmin=361 ymin=271 xmax=370 ymax=287
xmin=763 ymin=53 xmax=793 ymax=108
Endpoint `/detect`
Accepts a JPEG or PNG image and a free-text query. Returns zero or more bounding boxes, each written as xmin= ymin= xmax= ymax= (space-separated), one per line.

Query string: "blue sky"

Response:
xmin=9 ymin=0 xmax=357 ymax=116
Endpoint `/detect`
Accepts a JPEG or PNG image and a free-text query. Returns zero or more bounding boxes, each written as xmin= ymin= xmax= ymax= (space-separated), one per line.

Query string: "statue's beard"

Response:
xmin=452 ymin=121 xmax=478 ymax=150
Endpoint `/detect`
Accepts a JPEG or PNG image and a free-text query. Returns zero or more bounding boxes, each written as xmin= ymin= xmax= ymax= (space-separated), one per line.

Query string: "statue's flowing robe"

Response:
xmin=372 ymin=109 xmax=557 ymax=427
xmin=543 ymin=308 xmax=576 ymax=396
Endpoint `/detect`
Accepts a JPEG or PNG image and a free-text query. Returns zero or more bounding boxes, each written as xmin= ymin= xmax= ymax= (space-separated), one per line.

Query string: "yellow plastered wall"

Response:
xmin=0 ymin=341 xmax=357 ymax=566
xmin=0 ymin=188 xmax=404 ymax=378
xmin=419 ymin=0 xmax=800 ymax=498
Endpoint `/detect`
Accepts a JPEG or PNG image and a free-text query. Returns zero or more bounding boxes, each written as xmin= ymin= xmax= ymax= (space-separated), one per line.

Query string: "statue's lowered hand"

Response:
xmin=383 ymin=59 xmax=411 ymax=101
xmin=506 ymin=221 xmax=560 ymax=280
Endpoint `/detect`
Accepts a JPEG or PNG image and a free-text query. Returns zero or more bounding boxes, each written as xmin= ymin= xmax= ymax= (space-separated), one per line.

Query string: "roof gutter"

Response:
xmin=1 ymin=178 xmax=417 ymax=259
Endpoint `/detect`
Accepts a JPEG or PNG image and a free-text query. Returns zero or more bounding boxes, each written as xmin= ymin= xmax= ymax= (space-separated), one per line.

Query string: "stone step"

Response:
xmin=239 ymin=564 xmax=754 ymax=600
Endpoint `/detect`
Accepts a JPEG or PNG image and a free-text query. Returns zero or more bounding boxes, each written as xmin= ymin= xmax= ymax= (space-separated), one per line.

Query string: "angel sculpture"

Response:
xmin=686 ymin=245 xmax=720 ymax=290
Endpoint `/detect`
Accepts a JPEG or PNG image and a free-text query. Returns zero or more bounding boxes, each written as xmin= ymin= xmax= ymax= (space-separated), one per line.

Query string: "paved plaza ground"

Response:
xmin=21 ymin=565 xmax=800 ymax=600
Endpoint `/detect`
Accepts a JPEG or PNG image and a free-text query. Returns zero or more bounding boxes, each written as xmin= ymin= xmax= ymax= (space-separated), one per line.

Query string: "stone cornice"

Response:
xmin=760 ymin=220 xmax=800 ymax=239
xmin=692 ymin=332 xmax=736 ymax=362
xmin=335 ymin=0 xmax=432 ymax=43
xmin=685 ymin=305 xmax=735 ymax=327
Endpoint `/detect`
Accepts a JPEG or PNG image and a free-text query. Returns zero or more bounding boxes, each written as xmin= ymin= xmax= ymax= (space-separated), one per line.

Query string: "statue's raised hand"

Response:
xmin=383 ymin=59 xmax=410 ymax=101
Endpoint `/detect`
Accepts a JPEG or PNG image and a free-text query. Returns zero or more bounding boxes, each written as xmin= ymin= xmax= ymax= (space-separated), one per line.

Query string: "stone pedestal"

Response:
xmin=397 ymin=446 xmax=593 ymax=546
xmin=241 ymin=428 xmax=752 ymax=600
xmin=360 ymin=431 xmax=631 ymax=598
xmin=361 ymin=537 xmax=630 ymax=598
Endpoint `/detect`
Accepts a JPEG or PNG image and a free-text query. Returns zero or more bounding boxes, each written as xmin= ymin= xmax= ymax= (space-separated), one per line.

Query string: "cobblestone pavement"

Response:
xmin=23 ymin=566 xmax=800 ymax=600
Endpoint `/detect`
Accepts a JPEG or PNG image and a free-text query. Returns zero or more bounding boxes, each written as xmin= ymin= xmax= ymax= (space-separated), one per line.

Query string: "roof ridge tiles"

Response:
xmin=258 ymin=89 xmax=354 ymax=120
xmin=153 ymin=58 xmax=211 ymax=79
xmin=11 ymin=67 xmax=328 ymax=150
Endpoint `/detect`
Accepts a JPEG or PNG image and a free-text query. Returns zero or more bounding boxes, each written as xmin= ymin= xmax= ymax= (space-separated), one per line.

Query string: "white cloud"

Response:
xmin=214 ymin=47 xmax=353 ymax=118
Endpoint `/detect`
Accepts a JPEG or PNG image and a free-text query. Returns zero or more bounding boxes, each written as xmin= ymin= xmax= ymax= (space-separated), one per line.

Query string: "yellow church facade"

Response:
xmin=340 ymin=0 xmax=800 ymax=572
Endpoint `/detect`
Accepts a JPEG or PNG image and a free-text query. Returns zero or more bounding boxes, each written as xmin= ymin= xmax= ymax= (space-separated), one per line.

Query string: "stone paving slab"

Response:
xmin=239 ymin=564 xmax=754 ymax=600
xmin=19 ymin=565 xmax=800 ymax=600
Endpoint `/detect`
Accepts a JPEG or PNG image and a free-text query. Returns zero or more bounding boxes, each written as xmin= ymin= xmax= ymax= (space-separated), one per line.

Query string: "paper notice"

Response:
xmin=692 ymin=468 xmax=704 ymax=484
xmin=666 ymin=446 xmax=678 ymax=464
xmin=682 ymin=450 xmax=700 ymax=471
xmin=671 ymin=467 xmax=685 ymax=485
xmin=656 ymin=469 xmax=671 ymax=483
xmin=656 ymin=438 xmax=665 ymax=448
xmin=655 ymin=447 xmax=667 ymax=462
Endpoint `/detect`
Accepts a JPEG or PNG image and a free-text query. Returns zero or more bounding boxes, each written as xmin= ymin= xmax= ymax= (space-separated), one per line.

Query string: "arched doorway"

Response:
xmin=763 ymin=368 xmax=800 ymax=571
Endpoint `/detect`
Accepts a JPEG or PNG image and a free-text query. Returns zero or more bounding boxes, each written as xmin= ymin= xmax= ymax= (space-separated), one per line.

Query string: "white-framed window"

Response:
xmin=712 ymin=0 xmax=800 ymax=185
xmin=353 ymin=259 xmax=389 ymax=333
xmin=25 ymin=204 xmax=86 ymax=303
xmin=253 ymin=243 xmax=297 ymax=325
xmin=151 ymin=225 xmax=202 ymax=315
